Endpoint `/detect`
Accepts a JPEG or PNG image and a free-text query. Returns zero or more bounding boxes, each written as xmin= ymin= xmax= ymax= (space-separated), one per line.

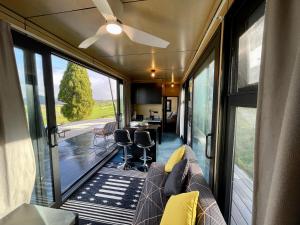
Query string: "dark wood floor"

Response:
xmin=231 ymin=165 xmax=253 ymax=225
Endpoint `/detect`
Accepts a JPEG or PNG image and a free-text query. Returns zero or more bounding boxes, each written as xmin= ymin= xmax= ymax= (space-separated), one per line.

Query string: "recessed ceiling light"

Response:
xmin=151 ymin=69 xmax=155 ymax=78
xmin=106 ymin=23 xmax=122 ymax=35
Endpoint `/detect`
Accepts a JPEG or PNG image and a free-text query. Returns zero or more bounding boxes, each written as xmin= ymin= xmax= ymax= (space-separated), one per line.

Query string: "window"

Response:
xmin=12 ymin=30 xmax=124 ymax=206
xmin=51 ymin=55 xmax=117 ymax=193
xmin=184 ymin=28 xmax=221 ymax=187
xmin=237 ymin=16 xmax=264 ymax=89
xmin=219 ymin=1 xmax=265 ymax=224
xmin=14 ymin=47 xmax=55 ymax=206
xmin=192 ymin=51 xmax=215 ymax=183
xmin=231 ymin=107 xmax=256 ymax=225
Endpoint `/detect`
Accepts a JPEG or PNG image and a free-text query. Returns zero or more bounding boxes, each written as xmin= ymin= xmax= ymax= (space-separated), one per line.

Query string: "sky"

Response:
xmin=51 ymin=55 xmax=117 ymax=101
xmin=14 ymin=47 xmax=117 ymax=102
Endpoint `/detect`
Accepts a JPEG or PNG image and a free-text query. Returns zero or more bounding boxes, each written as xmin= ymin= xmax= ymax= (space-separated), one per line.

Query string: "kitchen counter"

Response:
xmin=143 ymin=119 xmax=161 ymax=123
xmin=131 ymin=120 xmax=162 ymax=143
xmin=128 ymin=124 xmax=160 ymax=129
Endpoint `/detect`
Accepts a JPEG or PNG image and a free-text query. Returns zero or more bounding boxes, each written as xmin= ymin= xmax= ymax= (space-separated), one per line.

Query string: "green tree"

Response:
xmin=58 ymin=62 xmax=94 ymax=121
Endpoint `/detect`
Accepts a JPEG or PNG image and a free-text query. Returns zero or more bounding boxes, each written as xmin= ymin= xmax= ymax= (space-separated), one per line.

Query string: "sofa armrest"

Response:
xmin=186 ymin=164 xmax=226 ymax=225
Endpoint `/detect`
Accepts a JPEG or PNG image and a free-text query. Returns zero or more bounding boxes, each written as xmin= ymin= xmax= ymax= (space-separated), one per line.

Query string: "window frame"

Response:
xmin=182 ymin=27 xmax=221 ymax=189
xmin=217 ymin=0 xmax=265 ymax=222
xmin=12 ymin=29 xmax=125 ymax=206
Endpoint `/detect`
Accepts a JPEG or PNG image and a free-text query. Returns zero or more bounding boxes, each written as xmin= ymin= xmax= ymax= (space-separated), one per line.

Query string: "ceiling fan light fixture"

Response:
xmin=106 ymin=23 xmax=122 ymax=35
xmin=151 ymin=69 xmax=156 ymax=78
xmin=171 ymin=83 xmax=174 ymax=88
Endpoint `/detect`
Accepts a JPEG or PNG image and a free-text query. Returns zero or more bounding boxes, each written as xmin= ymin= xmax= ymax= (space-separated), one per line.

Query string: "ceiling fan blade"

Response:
xmin=92 ymin=0 xmax=115 ymax=21
xmin=79 ymin=25 xmax=106 ymax=49
xmin=122 ymin=24 xmax=170 ymax=48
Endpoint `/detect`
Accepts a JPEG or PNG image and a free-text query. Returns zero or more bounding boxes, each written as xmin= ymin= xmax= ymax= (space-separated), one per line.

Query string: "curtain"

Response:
xmin=124 ymin=80 xmax=131 ymax=126
xmin=176 ymin=87 xmax=185 ymax=137
xmin=175 ymin=89 xmax=181 ymax=135
xmin=0 ymin=21 xmax=36 ymax=218
xmin=253 ymin=1 xmax=300 ymax=225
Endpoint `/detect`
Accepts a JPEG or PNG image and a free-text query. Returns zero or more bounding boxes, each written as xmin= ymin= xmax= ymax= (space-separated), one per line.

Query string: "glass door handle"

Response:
xmin=205 ymin=133 xmax=213 ymax=159
xmin=47 ymin=126 xmax=58 ymax=148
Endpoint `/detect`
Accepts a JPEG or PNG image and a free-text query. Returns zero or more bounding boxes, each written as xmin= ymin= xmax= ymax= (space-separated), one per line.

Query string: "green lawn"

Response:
xmin=234 ymin=108 xmax=256 ymax=179
xmin=41 ymin=100 xmax=116 ymax=125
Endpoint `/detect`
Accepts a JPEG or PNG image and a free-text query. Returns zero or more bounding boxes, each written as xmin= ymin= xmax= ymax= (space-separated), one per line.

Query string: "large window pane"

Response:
xmin=192 ymin=50 xmax=215 ymax=183
xmin=14 ymin=48 xmax=54 ymax=206
xmin=237 ymin=15 xmax=264 ymax=89
xmin=231 ymin=107 xmax=256 ymax=225
xmin=51 ymin=55 xmax=117 ymax=193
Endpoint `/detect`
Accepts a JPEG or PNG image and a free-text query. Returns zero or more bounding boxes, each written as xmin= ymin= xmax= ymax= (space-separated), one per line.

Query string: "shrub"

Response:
xmin=58 ymin=63 xmax=94 ymax=121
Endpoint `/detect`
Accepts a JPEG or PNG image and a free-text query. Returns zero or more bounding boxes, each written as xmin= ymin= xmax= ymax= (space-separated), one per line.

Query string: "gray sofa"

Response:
xmin=132 ymin=146 xmax=226 ymax=225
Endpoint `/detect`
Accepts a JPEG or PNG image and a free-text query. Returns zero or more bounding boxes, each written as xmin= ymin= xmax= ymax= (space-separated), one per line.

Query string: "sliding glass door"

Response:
xmin=14 ymin=47 xmax=59 ymax=206
xmin=192 ymin=50 xmax=216 ymax=184
xmin=186 ymin=30 xmax=221 ymax=187
xmin=13 ymin=30 xmax=123 ymax=206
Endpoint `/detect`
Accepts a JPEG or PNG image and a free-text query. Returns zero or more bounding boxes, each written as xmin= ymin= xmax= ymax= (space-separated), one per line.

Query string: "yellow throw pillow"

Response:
xmin=165 ymin=145 xmax=185 ymax=172
xmin=160 ymin=191 xmax=199 ymax=225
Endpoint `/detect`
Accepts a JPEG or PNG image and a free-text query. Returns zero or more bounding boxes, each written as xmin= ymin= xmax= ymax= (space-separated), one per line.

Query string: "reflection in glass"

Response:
xmin=238 ymin=16 xmax=264 ymax=88
xmin=14 ymin=48 xmax=54 ymax=206
xmin=192 ymin=50 xmax=215 ymax=183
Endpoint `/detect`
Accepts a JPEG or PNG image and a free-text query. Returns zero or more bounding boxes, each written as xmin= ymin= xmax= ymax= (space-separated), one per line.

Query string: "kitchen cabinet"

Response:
xmin=131 ymin=83 xmax=162 ymax=104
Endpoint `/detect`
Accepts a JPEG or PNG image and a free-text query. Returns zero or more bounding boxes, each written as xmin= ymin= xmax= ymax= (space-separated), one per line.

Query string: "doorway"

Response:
xmin=14 ymin=47 xmax=61 ymax=207
xmin=163 ymin=96 xmax=179 ymax=133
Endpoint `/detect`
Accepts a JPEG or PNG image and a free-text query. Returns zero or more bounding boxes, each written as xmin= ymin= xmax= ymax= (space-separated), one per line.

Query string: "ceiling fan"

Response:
xmin=79 ymin=0 xmax=170 ymax=49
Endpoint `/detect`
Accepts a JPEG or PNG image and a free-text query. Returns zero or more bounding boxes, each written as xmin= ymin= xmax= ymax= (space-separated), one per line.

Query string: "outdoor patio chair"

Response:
xmin=93 ymin=121 xmax=117 ymax=146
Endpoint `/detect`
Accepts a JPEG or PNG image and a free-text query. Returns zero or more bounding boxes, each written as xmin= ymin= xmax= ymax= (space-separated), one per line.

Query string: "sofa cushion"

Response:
xmin=132 ymin=162 xmax=168 ymax=225
xmin=165 ymin=145 xmax=185 ymax=172
xmin=164 ymin=159 xmax=189 ymax=196
xmin=160 ymin=191 xmax=199 ymax=225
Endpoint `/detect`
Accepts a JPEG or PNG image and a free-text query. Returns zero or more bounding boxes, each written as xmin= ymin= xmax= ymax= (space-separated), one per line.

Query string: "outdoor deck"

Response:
xmin=31 ymin=119 xmax=117 ymax=206
xmin=231 ymin=165 xmax=253 ymax=225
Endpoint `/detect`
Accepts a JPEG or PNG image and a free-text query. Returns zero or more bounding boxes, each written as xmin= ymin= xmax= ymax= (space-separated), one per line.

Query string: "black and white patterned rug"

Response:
xmin=61 ymin=163 xmax=147 ymax=225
